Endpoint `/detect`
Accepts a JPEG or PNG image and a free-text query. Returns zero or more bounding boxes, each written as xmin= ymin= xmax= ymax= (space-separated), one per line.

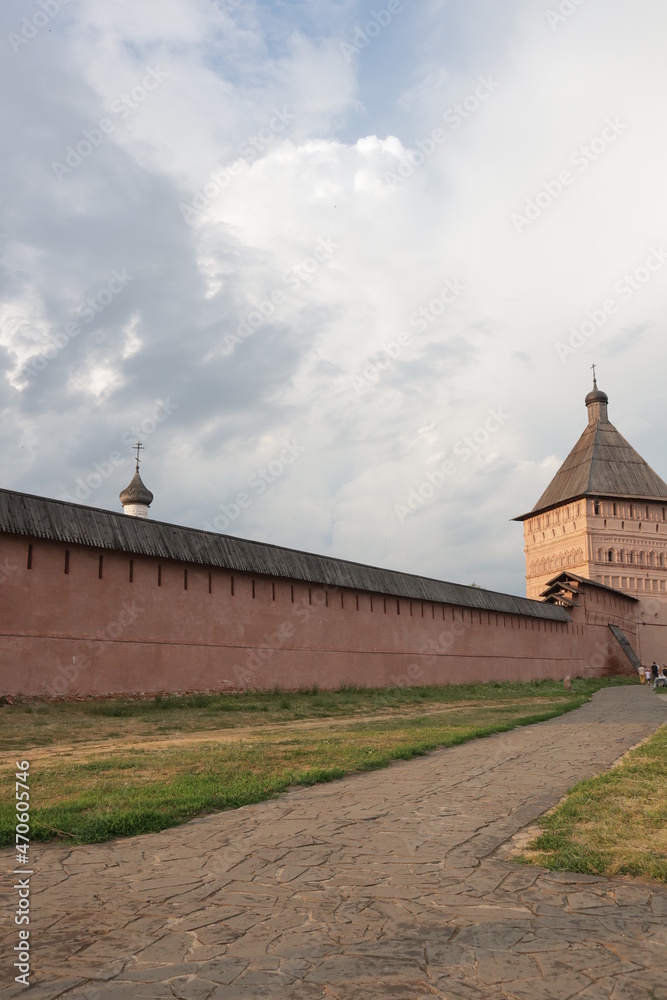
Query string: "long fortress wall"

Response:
xmin=0 ymin=535 xmax=636 ymax=698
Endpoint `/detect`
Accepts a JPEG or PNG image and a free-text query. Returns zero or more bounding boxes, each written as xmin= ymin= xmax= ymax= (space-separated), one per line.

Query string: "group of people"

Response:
xmin=642 ymin=661 xmax=667 ymax=687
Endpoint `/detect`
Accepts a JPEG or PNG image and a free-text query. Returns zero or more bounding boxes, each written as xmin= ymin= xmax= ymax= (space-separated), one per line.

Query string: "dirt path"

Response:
xmin=15 ymin=699 xmax=512 ymax=764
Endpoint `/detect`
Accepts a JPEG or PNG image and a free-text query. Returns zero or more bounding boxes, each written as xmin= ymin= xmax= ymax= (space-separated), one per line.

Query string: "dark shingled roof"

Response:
xmin=0 ymin=487 xmax=569 ymax=621
xmin=515 ymin=419 xmax=667 ymax=520
xmin=540 ymin=571 xmax=638 ymax=603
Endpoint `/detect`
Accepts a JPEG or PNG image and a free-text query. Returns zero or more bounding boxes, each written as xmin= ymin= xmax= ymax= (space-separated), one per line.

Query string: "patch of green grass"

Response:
xmin=0 ymin=676 xmax=636 ymax=752
xmin=0 ymin=681 xmax=632 ymax=847
xmin=519 ymin=724 xmax=667 ymax=883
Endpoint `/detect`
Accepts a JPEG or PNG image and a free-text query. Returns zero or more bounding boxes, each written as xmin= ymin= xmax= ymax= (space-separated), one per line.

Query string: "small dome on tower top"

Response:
xmin=585 ymin=367 xmax=608 ymax=407
xmin=585 ymin=381 xmax=608 ymax=406
xmin=119 ymin=469 xmax=154 ymax=508
xmin=119 ymin=441 xmax=154 ymax=517
xmin=584 ymin=370 xmax=609 ymax=426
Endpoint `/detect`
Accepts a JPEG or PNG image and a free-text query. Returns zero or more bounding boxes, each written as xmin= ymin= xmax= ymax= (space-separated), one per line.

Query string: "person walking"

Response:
xmin=651 ymin=661 xmax=660 ymax=687
xmin=644 ymin=664 xmax=652 ymax=686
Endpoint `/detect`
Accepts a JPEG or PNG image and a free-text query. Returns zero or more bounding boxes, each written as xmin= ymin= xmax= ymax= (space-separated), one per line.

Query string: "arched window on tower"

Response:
xmin=607 ymin=549 xmax=614 ymax=563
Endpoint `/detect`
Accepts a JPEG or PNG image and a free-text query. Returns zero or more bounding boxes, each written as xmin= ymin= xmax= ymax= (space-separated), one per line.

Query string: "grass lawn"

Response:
xmin=519 ymin=719 xmax=667 ymax=883
xmin=0 ymin=677 xmax=637 ymax=848
xmin=0 ymin=678 xmax=624 ymax=751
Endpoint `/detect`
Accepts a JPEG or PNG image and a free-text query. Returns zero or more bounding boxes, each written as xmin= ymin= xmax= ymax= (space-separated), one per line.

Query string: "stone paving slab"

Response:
xmin=2 ymin=687 xmax=666 ymax=999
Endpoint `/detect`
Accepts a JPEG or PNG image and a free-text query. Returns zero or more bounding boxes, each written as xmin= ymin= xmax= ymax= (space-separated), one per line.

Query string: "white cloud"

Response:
xmin=1 ymin=0 xmax=666 ymax=596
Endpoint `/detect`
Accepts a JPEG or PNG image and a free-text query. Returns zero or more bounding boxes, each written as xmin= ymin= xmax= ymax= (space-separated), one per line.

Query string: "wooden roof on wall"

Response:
xmin=540 ymin=571 xmax=638 ymax=606
xmin=0 ymin=487 xmax=569 ymax=622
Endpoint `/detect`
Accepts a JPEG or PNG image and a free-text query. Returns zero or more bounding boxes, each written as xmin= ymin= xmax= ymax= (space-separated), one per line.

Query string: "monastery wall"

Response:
xmin=0 ymin=535 xmax=636 ymax=698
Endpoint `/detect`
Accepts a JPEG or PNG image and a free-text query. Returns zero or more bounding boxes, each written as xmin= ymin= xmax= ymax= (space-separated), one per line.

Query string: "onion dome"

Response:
xmin=120 ymin=442 xmax=154 ymax=517
xmin=585 ymin=379 xmax=609 ymax=407
xmin=584 ymin=370 xmax=609 ymax=426
xmin=119 ymin=469 xmax=154 ymax=509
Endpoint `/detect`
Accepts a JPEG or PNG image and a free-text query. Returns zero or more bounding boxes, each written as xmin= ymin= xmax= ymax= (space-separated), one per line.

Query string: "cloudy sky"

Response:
xmin=2 ymin=0 xmax=667 ymax=596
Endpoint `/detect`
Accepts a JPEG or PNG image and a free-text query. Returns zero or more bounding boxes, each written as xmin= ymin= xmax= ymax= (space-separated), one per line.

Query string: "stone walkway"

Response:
xmin=2 ymin=688 xmax=666 ymax=1000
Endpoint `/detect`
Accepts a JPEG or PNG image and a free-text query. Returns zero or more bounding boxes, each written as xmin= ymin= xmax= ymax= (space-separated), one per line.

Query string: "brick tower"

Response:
xmin=514 ymin=375 xmax=667 ymax=661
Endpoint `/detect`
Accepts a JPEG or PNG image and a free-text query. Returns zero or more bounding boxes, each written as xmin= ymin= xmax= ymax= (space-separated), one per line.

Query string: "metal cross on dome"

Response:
xmin=134 ymin=441 xmax=145 ymax=470
xmin=591 ymin=362 xmax=598 ymax=385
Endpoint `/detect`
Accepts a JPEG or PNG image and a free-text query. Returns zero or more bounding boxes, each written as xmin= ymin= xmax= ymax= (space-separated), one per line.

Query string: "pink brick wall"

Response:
xmin=0 ymin=535 xmax=637 ymax=698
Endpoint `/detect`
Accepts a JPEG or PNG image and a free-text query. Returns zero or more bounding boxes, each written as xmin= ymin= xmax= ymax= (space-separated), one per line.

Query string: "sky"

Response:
xmin=2 ymin=0 xmax=667 ymax=597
